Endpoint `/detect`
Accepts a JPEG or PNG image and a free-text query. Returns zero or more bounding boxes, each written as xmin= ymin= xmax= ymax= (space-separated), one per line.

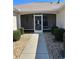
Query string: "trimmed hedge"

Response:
xmin=13 ymin=30 xmax=21 ymax=41
xmin=51 ymin=26 xmax=65 ymax=42
xmin=51 ymin=26 xmax=58 ymax=34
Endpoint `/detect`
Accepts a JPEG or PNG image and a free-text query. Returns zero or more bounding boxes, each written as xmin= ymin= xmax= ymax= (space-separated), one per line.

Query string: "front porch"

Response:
xmin=20 ymin=14 xmax=56 ymax=32
xmin=13 ymin=2 xmax=65 ymax=59
xmin=13 ymin=3 xmax=65 ymax=31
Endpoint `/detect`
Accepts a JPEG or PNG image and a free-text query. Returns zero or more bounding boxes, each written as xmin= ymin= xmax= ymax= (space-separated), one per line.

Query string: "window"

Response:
xmin=43 ymin=15 xmax=48 ymax=28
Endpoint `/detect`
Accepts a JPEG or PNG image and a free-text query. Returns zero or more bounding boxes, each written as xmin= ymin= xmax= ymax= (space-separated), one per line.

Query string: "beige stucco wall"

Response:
xmin=13 ymin=13 xmax=17 ymax=30
xmin=13 ymin=11 xmax=21 ymax=31
xmin=56 ymin=8 xmax=65 ymax=29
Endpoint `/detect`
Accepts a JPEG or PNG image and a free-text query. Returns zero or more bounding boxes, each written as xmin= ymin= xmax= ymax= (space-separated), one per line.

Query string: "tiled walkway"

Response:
xmin=35 ymin=33 xmax=49 ymax=59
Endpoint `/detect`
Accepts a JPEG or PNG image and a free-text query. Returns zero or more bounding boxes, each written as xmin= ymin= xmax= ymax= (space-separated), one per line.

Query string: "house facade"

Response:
xmin=13 ymin=2 xmax=65 ymax=32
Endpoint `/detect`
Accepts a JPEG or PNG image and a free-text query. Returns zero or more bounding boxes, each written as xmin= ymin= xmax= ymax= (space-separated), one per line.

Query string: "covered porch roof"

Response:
xmin=14 ymin=2 xmax=65 ymax=14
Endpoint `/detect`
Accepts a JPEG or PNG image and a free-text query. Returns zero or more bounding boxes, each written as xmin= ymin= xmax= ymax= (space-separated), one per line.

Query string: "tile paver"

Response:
xmin=35 ymin=33 xmax=49 ymax=59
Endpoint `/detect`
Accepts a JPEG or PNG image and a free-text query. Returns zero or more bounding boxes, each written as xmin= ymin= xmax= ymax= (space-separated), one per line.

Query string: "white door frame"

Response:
xmin=34 ymin=15 xmax=43 ymax=32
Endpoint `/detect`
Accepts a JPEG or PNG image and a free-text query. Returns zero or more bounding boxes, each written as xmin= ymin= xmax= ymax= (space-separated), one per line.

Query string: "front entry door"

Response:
xmin=34 ymin=15 xmax=43 ymax=32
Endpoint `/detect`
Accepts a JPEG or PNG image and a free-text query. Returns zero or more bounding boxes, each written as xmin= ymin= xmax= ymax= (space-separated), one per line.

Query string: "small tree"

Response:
xmin=57 ymin=0 xmax=60 ymax=3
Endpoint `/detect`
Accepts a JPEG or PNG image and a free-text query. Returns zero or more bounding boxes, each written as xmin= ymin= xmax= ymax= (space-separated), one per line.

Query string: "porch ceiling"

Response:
xmin=14 ymin=2 xmax=65 ymax=14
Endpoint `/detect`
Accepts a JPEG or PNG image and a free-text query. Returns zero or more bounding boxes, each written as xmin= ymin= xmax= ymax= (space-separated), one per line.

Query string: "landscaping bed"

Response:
xmin=13 ymin=34 xmax=32 ymax=59
xmin=44 ymin=33 xmax=65 ymax=59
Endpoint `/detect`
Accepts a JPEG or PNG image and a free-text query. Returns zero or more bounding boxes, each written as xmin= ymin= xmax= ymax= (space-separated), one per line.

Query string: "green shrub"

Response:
xmin=51 ymin=26 xmax=65 ymax=42
xmin=13 ymin=30 xmax=21 ymax=41
xmin=51 ymin=26 xmax=58 ymax=34
xmin=18 ymin=27 xmax=24 ymax=34
xmin=60 ymin=28 xmax=65 ymax=34
xmin=55 ymin=29 xmax=64 ymax=42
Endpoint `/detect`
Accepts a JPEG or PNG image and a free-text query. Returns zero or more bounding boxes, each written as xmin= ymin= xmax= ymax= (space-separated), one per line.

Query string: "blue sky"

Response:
xmin=13 ymin=0 xmax=65 ymax=5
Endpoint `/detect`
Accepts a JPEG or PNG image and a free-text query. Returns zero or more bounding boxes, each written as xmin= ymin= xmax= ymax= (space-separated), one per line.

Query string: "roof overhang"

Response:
xmin=14 ymin=2 xmax=65 ymax=15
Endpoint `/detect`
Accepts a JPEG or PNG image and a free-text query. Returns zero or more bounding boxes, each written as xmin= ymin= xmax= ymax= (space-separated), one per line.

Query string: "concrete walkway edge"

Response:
xmin=20 ymin=34 xmax=39 ymax=59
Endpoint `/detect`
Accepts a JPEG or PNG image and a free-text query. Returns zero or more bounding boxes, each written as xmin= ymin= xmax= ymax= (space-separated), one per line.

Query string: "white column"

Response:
xmin=34 ymin=15 xmax=35 ymax=32
xmin=41 ymin=15 xmax=43 ymax=32
xmin=18 ymin=14 xmax=21 ymax=28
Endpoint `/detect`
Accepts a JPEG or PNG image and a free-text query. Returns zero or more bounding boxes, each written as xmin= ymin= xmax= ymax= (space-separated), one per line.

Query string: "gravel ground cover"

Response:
xmin=44 ymin=32 xmax=65 ymax=59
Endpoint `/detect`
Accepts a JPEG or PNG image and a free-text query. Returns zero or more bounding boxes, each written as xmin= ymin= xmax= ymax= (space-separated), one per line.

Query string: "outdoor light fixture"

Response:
xmin=18 ymin=8 xmax=21 ymax=12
